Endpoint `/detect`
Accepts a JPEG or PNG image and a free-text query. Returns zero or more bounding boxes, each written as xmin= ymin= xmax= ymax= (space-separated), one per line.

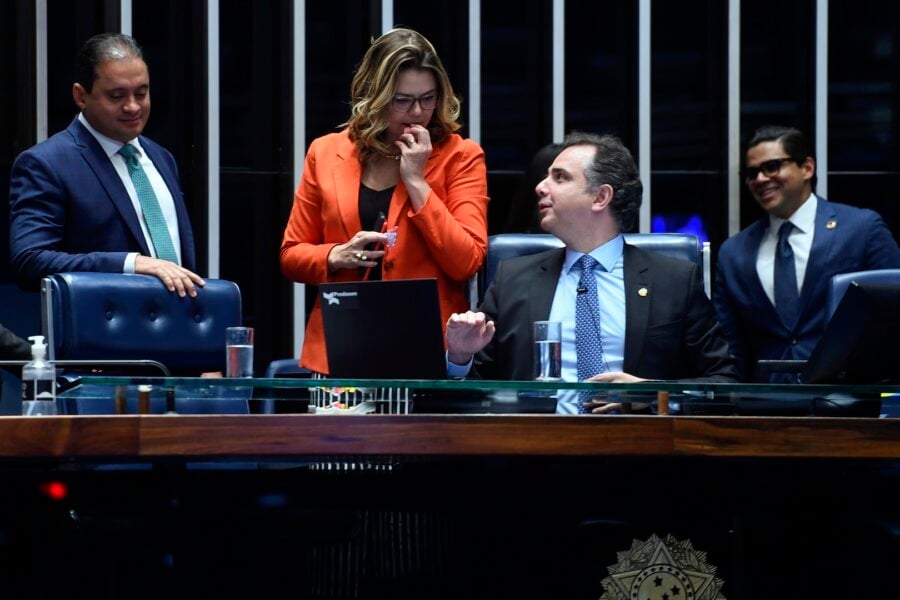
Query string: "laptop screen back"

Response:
xmin=319 ymin=278 xmax=446 ymax=379
xmin=801 ymin=281 xmax=900 ymax=384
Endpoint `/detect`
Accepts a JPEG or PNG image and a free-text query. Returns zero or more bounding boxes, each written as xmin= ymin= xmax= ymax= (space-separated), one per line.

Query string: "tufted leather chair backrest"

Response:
xmin=41 ymin=273 xmax=242 ymax=376
xmin=478 ymin=233 xmax=705 ymax=305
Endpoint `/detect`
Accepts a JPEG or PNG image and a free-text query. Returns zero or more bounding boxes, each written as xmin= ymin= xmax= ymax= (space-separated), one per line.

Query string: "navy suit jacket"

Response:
xmin=9 ymin=117 xmax=197 ymax=290
xmin=713 ymin=198 xmax=900 ymax=382
xmin=474 ymin=244 xmax=737 ymax=382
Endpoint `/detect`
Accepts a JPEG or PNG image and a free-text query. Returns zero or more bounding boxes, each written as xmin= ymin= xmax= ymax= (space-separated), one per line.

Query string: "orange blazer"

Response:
xmin=280 ymin=130 xmax=489 ymax=374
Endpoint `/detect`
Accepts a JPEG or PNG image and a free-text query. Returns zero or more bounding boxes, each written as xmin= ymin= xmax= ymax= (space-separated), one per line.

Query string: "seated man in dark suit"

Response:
xmin=714 ymin=126 xmax=900 ymax=382
xmin=9 ymin=33 xmax=204 ymax=297
xmin=446 ymin=132 xmax=737 ymax=414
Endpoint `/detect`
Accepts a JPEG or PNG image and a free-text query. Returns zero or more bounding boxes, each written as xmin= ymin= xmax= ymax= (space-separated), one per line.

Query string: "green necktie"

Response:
xmin=118 ymin=144 xmax=179 ymax=264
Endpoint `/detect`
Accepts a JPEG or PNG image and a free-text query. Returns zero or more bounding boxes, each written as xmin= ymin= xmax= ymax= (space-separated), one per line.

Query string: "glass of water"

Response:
xmin=533 ymin=321 xmax=562 ymax=381
xmin=225 ymin=326 xmax=254 ymax=378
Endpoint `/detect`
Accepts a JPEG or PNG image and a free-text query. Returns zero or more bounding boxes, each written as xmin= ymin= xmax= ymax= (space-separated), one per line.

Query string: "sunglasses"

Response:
xmin=743 ymin=157 xmax=798 ymax=183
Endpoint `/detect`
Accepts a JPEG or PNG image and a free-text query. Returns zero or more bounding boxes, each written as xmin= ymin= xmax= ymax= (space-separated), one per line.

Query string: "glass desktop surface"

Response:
xmin=55 ymin=376 xmax=900 ymax=417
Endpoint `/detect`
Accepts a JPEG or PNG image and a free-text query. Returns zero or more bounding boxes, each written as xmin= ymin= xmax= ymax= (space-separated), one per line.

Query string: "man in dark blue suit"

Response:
xmin=714 ymin=126 xmax=900 ymax=382
xmin=9 ymin=33 xmax=204 ymax=297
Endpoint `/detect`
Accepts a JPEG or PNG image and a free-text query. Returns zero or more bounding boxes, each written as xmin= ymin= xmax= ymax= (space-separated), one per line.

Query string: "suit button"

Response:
xmin=791 ymin=339 xmax=798 ymax=345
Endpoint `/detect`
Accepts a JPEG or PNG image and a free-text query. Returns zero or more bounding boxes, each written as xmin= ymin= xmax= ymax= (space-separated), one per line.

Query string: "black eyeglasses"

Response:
xmin=744 ymin=157 xmax=797 ymax=183
xmin=391 ymin=92 xmax=438 ymax=113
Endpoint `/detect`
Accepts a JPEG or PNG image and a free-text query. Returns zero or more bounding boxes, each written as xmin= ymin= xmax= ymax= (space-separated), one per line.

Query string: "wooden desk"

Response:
xmin=1 ymin=414 xmax=899 ymax=460
xmin=1 ymin=415 xmax=898 ymax=599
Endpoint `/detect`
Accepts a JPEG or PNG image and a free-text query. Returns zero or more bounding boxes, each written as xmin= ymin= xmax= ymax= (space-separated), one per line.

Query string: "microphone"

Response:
xmin=577 ymin=286 xmax=587 ymax=294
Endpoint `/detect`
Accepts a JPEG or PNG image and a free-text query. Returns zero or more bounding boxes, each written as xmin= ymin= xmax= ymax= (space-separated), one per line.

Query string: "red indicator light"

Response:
xmin=38 ymin=481 xmax=68 ymax=501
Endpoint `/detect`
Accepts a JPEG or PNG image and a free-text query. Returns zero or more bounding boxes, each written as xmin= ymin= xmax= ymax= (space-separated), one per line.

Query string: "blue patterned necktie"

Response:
xmin=774 ymin=221 xmax=799 ymax=328
xmin=118 ymin=144 xmax=179 ymax=264
xmin=576 ymin=254 xmax=606 ymax=413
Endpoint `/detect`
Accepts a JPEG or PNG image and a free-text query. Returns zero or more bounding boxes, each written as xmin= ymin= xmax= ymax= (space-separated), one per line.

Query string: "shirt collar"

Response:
xmin=768 ymin=193 xmax=818 ymax=235
xmin=564 ymin=234 xmax=624 ymax=274
xmin=77 ymin=112 xmax=143 ymax=159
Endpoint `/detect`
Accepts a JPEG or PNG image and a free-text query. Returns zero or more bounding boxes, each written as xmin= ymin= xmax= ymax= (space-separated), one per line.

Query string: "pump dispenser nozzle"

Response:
xmin=27 ymin=335 xmax=47 ymax=359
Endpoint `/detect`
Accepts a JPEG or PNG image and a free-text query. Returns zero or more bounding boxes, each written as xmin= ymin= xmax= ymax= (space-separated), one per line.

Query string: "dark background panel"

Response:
xmin=650 ymin=172 xmax=726 ymax=248
xmin=219 ymin=171 xmax=295 ymax=374
xmin=1 ymin=0 xmax=26 ymax=283
xmin=46 ymin=0 xmax=107 ymax=137
xmin=650 ymin=0 xmax=727 ymax=247
xmin=651 ymin=0 xmax=727 ymax=172
xmin=828 ymin=2 xmax=900 ymax=172
xmin=218 ymin=0 xmax=295 ymax=375
xmin=394 ymin=0 xmax=470 ymax=138
xmin=565 ymin=0 xmax=638 ymax=152
xmin=480 ymin=0 xmax=554 ymax=234
xmin=480 ymin=0 xmax=554 ymax=173
xmin=827 ymin=173 xmax=900 ymax=241
xmin=304 ymin=1 xmax=376 ymax=145
xmin=739 ymin=0 xmax=815 ymax=232
xmin=133 ymin=0 xmax=209 ymax=275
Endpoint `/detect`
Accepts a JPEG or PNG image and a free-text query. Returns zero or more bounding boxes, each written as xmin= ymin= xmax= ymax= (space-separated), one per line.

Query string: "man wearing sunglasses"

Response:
xmin=713 ymin=126 xmax=900 ymax=382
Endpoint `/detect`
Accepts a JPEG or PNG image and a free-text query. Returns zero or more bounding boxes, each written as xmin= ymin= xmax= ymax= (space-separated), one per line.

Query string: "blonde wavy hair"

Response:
xmin=344 ymin=28 xmax=462 ymax=163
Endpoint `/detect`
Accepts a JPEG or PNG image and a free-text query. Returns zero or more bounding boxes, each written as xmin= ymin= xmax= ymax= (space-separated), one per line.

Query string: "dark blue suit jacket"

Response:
xmin=9 ymin=117 xmax=197 ymax=290
xmin=713 ymin=198 xmax=900 ymax=381
xmin=474 ymin=244 xmax=738 ymax=382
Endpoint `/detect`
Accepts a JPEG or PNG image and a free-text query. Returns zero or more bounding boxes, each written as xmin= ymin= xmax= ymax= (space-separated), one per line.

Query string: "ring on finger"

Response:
xmin=354 ymin=251 xmax=364 ymax=260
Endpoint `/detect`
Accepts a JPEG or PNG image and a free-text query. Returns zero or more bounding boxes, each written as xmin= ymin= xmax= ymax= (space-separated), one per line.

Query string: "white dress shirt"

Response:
xmin=756 ymin=194 xmax=817 ymax=304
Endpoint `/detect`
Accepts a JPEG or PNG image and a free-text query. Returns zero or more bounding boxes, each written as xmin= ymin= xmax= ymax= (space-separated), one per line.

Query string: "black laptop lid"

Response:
xmin=319 ymin=278 xmax=446 ymax=379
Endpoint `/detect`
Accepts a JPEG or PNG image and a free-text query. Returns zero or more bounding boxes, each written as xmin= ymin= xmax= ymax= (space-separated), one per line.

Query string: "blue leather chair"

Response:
xmin=826 ymin=269 xmax=900 ymax=417
xmin=476 ymin=232 xmax=708 ymax=305
xmin=257 ymin=359 xmax=312 ymax=414
xmin=826 ymin=268 xmax=900 ymax=321
xmin=42 ymin=273 xmax=242 ymax=374
xmin=40 ymin=273 xmax=247 ymax=414
xmin=264 ymin=358 xmax=311 ymax=378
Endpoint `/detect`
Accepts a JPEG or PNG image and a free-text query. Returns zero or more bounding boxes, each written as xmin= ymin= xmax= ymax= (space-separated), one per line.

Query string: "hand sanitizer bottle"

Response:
xmin=22 ymin=335 xmax=57 ymax=416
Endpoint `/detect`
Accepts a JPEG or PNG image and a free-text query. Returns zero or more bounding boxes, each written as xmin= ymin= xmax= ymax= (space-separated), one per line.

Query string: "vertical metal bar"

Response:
xmin=381 ymin=0 xmax=392 ymax=33
xmin=120 ymin=0 xmax=132 ymax=35
xmin=468 ymin=0 xmax=481 ymax=142
xmin=552 ymin=0 xmax=564 ymax=143
xmin=207 ymin=0 xmax=220 ymax=278
xmin=815 ymin=0 xmax=828 ymax=197
xmin=728 ymin=0 xmax=741 ymax=236
xmin=638 ymin=0 xmax=651 ymax=232
xmin=292 ymin=0 xmax=306 ymax=357
xmin=35 ymin=0 xmax=47 ymax=142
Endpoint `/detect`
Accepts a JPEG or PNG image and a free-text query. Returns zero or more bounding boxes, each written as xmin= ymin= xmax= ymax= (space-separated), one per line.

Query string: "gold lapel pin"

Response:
xmin=826 ymin=219 xmax=837 ymax=229
xmin=638 ymin=287 xmax=648 ymax=297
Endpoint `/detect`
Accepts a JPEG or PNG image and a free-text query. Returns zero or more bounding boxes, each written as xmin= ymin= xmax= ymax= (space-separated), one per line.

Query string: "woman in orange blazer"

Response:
xmin=280 ymin=28 xmax=489 ymax=374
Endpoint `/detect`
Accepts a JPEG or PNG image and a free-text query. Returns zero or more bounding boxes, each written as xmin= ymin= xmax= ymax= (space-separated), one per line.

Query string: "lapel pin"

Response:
xmin=638 ymin=287 xmax=648 ymax=297
xmin=826 ymin=219 xmax=837 ymax=230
